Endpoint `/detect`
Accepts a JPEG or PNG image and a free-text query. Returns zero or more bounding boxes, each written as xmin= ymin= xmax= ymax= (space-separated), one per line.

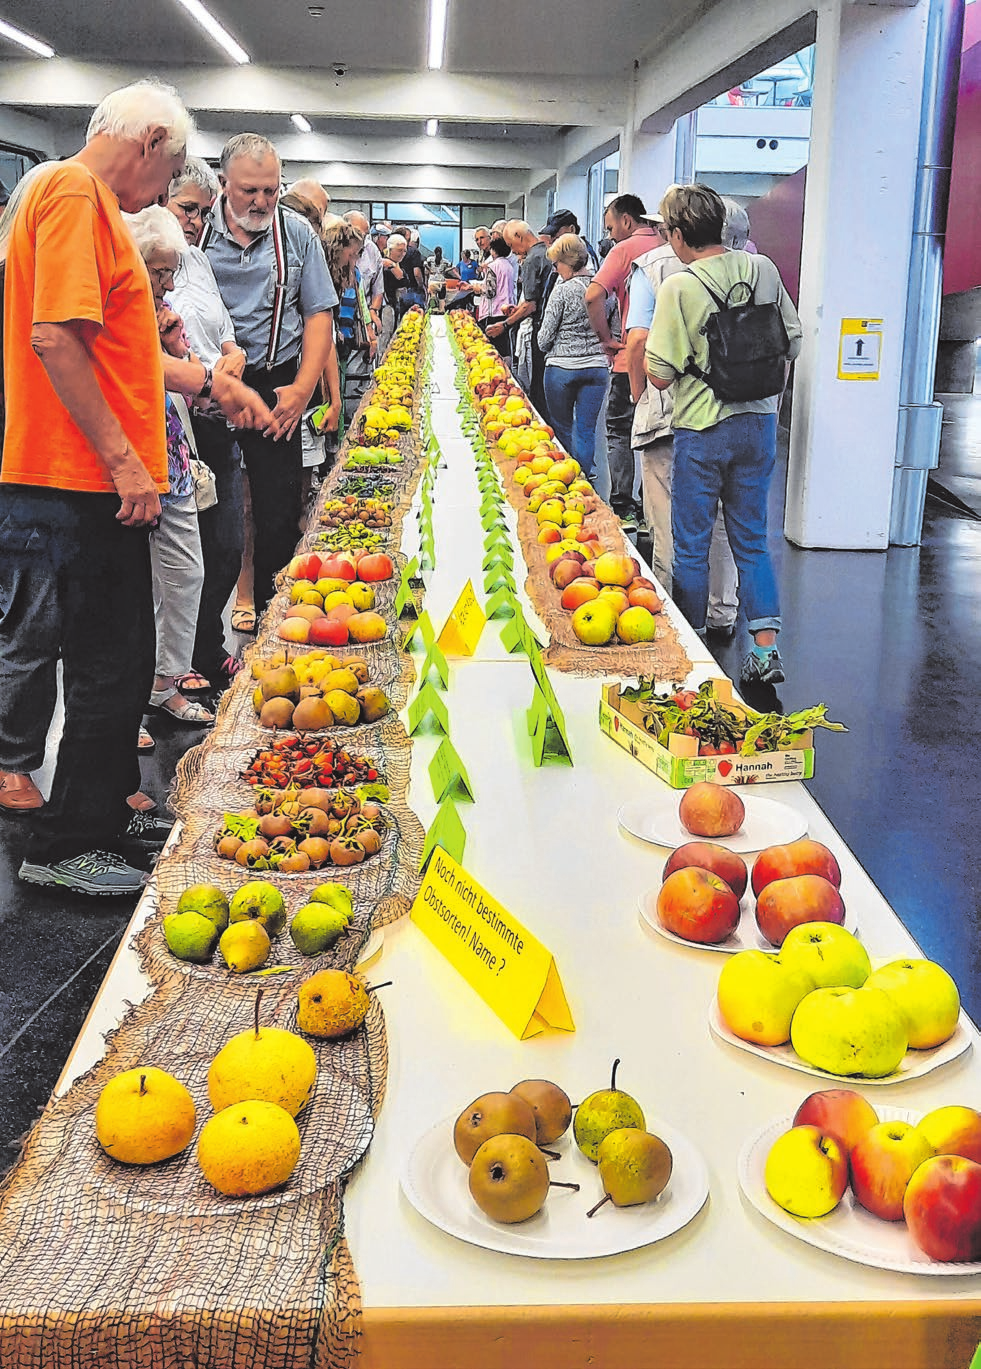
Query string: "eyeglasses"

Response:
xmin=149 ymin=265 xmax=176 ymax=287
xmin=172 ymin=201 xmax=204 ymax=220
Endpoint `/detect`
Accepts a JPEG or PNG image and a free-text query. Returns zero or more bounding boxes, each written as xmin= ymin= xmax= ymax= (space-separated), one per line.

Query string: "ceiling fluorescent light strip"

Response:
xmin=291 ymin=113 xmax=313 ymax=133
xmin=427 ymin=0 xmax=447 ymax=69
xmin=426 ymin=119 xmax=438 ymax=137
xmin=0 ymin=18 xmax=55 ymax=58
xmin=173 ymin=0 xmax=250 ymax=64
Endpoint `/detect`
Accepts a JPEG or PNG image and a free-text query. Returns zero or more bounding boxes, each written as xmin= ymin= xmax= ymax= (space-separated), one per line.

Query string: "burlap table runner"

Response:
xmin=0 ymin=316 xmax=430 ymax=1369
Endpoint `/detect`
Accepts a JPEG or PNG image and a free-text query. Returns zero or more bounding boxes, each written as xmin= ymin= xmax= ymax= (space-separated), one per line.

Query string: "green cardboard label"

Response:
xmin=402 ymin=609 xmax=435 ymax=651
xmin=394 ymin=578 xmax=417 ymax=618
xmin=406 ymin=680 xmax=449 ymax=735
xmin=429 ymin=737 xmax=475 ymax=803
xmin=419 ymin=802 xmax=467 ymax=873
xmin=485 ymin=585 xmax=516 ymax=619
xmin=421 ymin=639 xmax=450 ymax=689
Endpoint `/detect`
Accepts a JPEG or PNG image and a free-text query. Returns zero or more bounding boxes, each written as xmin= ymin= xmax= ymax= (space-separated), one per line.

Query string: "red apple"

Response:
xmin=629 ymin=576 xmax=658 ymax=592
xmin=915 ymin=1106 xmax=981 ymax=1165
xmin=792 ymin=1089 xmax=879 ymax=1156
xmin=627 ymin=586 xmax=664 ymax=614
xmin=548 ymin=550 xmax=586 ymax=578
xmin=903 ymin=1155 xmax=981 ymax=1262
xmin=307 ymin=617 xmax=350 ymax=646
xmin=552 ymin=559 xmax=585 ymax=591
xmin=320 ymin=555 xmax=357 ymax=582
xmin=357 ymin=552 xmax=394 ymax=582
xmin=754 ymin=874 xmax=846 ymax=948
xmin=679 ymin=781 xmax=745 ymax=838
xmin=561 ymin=580 xmax=599 ymax=611
xmin=284 ymin=603 xmax=326 ymax=623
xmin=662 ymin=841 xmax=748 ymax=899
xmin=287 ymin=552 xmax=322 ymax=581
xmin=578 ymin=563 xmax=597 ymax=579
xmin=850 ymin=1120 xmax=935 ymax=1220
xmin=656 ymin=867 xmax=741 ymax=944
xmin=751 ymin=839 xmax=842 ymax=898
xmin=327 ymin=602 xmax=358 ymax=623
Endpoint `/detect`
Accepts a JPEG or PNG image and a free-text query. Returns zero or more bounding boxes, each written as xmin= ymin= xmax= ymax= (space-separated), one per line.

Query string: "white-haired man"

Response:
xmin=344 ymin=210 xmax=383 ymax=375
xmin=201 ymin=134 xmax=336 ymax=612
xmin=290 ymin=178 xmax=330 ymax=222
xmin=486 ymin=220 xmax=553 ymax=417
xmin=0 ymin=81 xmax=273 ymax=894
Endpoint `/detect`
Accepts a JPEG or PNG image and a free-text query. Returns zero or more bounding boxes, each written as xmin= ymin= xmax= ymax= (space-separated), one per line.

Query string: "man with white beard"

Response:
xmin=201 ymin=134 xmax=335 ymax=611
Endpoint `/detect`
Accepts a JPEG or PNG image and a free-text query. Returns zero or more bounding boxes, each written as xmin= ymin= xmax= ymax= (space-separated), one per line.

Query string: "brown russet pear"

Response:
xmin=356 ymin=686 xmax=390 ymax=723
xmin=260 ymin=697 xmax=295 ymax=729
xmin=260 ymin=664 xmax=300 ymax=702
xmin=453 ymin=1091 xmax=537 ymax=1166
xmin=292 ymin=696 xmax=335 ymax=731
xmin=510 ymin=1079 xmax=573 ymax=1145
xmin=588 ymin=1128 xmax=673 ymax=1216
xmin=468 ymin=1133 xmax=549 ymax=1223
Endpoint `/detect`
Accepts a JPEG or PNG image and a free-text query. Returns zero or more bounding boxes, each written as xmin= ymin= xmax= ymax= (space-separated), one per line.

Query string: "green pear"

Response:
xmin=228 ymin=881 xmax=286 ymax=937
xmin=219 ymin=920 xmax=271 ymax=973
xmin=209 ymin=992 xmax=317 ymax=1116
xmin=290 ymin=903 xmax=351 ymax=956
xmin=175 ymin=883 xmax=229 ymax=932
xmin=308 ymin=883 xmax=354 ymax=920
xmin=588 ymin=1128 xmax=673 ymax=1216
xmin=163 ymin=910 xmax=219 ymax=963
xmin=573 ymin=1060 xmax=645 ymax=1162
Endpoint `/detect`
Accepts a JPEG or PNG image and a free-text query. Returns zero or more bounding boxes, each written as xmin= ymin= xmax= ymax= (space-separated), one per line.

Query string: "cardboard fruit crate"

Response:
xmin=599 ymin=678 xmax=815 ymax=788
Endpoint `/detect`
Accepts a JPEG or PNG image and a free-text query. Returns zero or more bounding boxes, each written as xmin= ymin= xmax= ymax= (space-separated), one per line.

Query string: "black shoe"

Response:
xmin=19 ymin=850 xmax=148 ymax=896
xmin=122 ymin=809 xmax=174 ymax=846
xmin=705 ymin=621 xmax=737 ymax=643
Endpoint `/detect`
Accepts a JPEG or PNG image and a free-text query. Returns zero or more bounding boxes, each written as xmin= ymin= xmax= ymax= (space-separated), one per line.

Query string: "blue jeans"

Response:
xmin=671 ymin=412 xmax=781 ymax=634
xmin=543 ymin=365 xmax=609 ymax=481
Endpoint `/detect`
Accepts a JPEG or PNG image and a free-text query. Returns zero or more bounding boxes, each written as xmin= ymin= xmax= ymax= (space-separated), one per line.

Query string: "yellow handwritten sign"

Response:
xmin=411 ymin=849 xmax=574 ymax=1039
xmin=437 ymin=579 xmax=485 ymax=656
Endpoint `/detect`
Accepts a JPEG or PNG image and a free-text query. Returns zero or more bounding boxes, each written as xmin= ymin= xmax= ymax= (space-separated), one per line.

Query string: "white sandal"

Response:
xmin=149 ymin=687 xmax=214 ymax=725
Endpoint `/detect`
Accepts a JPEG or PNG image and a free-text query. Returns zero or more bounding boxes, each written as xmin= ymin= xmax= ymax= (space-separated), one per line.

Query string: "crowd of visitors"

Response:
xmin=0 ymin=75 xmax=801 ymax=897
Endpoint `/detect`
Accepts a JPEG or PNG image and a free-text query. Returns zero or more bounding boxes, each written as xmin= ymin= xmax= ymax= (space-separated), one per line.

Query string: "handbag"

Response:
xmin=190 ymin=457 xmax=218 ymax=511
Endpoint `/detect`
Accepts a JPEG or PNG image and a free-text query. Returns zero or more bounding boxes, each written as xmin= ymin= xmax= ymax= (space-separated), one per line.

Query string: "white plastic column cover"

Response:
xmin=785 ymin=0 xmax=930 ymax=549
xmin=619 ymin=124 xmax=678 ymax=208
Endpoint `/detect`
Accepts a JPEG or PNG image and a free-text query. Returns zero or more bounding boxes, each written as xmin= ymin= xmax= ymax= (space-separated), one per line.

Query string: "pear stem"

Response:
xmin=611 ymin=1058 xmax=620 ymax=1092
xmin=139 ymin=1074 xmax=147 ymax=1097
xmin=255 ymin=988 xmax=264 ymax=1038
xmin=367 ymin=981 xmax=393 ymax=992
xmin=586 ymin=1193 xmax=611 ymax=1218
xmin=540 ymin=1147 xmax=561 ymax=1161
xmin=548 ymin=1180 xmax=580 ymax=1192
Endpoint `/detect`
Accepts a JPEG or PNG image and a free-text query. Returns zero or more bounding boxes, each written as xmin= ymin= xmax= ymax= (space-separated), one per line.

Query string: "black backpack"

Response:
xmin=683 ymin=266 xmax=790 ymax=402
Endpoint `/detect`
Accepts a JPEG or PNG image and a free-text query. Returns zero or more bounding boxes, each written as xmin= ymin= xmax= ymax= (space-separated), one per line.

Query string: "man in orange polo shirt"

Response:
xmin=0 ymin=80 xmax=272 ymax=895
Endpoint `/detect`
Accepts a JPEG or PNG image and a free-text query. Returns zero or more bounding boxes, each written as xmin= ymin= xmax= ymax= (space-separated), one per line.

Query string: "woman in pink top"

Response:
xmin=479 ymin=236 xmax=518 ymax=359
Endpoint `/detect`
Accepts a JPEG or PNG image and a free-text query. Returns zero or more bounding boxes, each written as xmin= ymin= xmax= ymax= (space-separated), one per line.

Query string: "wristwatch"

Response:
xmin=198 ymin=365 xmax=214 ymax=400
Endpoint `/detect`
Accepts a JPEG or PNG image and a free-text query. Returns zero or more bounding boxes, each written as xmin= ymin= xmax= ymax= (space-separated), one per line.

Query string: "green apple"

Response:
xmin=779 ymin=922 xmax=871 ymax=990
xmin=716 ymin=950 xmax=815 ymax=1047
xmin=791 ymin=986 xmax=908 ymax=1078
xmin=764 ymin=1124 xmax=849 ymax=1217
xmin=571 ymin=598 xmax=618 ymax=646
xmin=616 ymin=606 xmax=657 ymax=645
xmin=864 ymin=958 xmax=960 ymax=1049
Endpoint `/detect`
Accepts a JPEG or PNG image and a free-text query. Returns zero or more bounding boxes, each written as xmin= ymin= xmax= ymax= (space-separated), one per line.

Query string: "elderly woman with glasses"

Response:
xmin=125 ymin=205 xmax=214 ymax=728
xmin=165 ymin=158 xmax=249 ymax=685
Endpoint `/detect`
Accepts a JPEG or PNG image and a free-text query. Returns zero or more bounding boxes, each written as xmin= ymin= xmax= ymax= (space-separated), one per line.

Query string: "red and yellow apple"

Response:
xmin=679 ymin=781 xmax=745 ymax=838
xmin=656 ymin=867 xmax=740 ymax=944
xmin=751 ymin=839 xmax=842 ymax=898
xmin=662 ymin=841 xmax=748 ymax=899
xmin=592 ymin=552 xmax=635 ymax=587
xmin=754 ymin=874 xmax=846 ymax=948
xmin=792 ymin=1088 xmax=879 ymax=1155
xmin=850 ymin=1119 xmax=934 ymax=1220
xmin=560 ymin=580 xmax=599 ymax=611
xmin=915 ymin=1106 xmax=981 ymax=1165
xmin=903 ymin=1154 xmax=981 ymax=1261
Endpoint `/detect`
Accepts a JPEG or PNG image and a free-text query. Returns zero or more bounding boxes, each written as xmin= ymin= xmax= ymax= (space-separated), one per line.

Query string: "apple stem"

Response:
xmin=611 ymin=1058 xmax=620 ymax=1092
xmin=255 ymin=988 xmax=264 ymax=1038
xmin=139 ymin=1074 xmax=147 ymax=1097
xmin=548 ymin=1180 xmax=580 ymax=1192
xmin=539 ymin=1147 xmax=561 ymax=1161
xmin=586 ymin=1194 xmax=611 ymax=1218
xmin=367 ymin=981 xmax=393 ymax=992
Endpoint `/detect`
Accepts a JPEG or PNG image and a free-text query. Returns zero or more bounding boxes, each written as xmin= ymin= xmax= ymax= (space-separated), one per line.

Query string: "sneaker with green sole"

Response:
xmin=19 ymin=849 xmax=147 ymax=896
xmin=740 ymin=648 xmax=786 ymax=687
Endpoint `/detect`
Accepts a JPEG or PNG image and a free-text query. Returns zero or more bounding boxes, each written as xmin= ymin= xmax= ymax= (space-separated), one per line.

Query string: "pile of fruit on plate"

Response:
xmin=244 ymin=737 xmax=382 ymax=791
xmin=251 ymin=656 xmax=390 ymax=731
xmin=763 ymin=1087 xmax=981 ymax=1262
xmin=163 ymin=881 xmax=358 ymax=969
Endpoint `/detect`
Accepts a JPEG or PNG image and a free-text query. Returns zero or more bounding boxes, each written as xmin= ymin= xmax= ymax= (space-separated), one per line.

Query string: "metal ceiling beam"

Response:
xmin=191 ymin=131 xmax=556 ymax=174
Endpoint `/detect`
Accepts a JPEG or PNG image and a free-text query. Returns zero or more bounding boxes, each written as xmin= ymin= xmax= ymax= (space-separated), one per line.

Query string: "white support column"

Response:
xmin=620 ymin=124 xmax=678 ymax=209
xmin=786 ymin=0 xmax=930 ymax=549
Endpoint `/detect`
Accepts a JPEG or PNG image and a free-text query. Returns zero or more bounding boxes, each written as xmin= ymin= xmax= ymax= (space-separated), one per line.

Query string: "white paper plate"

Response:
xmin=738 ymin=1106 xmax=981 ymax=1275
xmin=618 ymin=793 xmax=805 ymax=854
xmin=710 ymin=998 xmax=972 ymax=1084
xmin=400 ymin=1114 xmax=710 ymax=1260
xmin=357 ymin=927 xmax=384 ymax=966
xmin=639 ymin=888 xmax=858 ymax=955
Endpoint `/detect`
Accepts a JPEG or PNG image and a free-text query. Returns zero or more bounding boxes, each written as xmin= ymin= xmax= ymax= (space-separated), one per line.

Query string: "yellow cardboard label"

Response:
xmin=837 ymin=317 xmax=883 ymax=381
xmin=437 ymin=579 xmax=485 ymax=656
xmin=411 ymin=849 xmax=574 ymax=1039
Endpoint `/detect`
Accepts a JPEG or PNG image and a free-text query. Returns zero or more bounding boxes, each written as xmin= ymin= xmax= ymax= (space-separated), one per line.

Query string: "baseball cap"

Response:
xmin=539 ymin=207 xmax=578 ymax=237
xmin=370 ymin=223 xmax=391 ymax=238
xmin=639 ymin=212 xmax=665 ymax=225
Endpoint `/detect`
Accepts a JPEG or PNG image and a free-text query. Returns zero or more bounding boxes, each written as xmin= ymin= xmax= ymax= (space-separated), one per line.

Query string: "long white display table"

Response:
xmin=57 ymin=323 xmax=981 ymax=1369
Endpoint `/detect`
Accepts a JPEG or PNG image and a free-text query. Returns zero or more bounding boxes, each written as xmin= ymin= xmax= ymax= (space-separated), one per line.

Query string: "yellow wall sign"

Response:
xmin=411 ymin=848 xmax=574 ymax=1039
xmin=436 ymin=579 xmax=486 ymax=656
xmin=837 ymin=318 xmax=883 ymax=381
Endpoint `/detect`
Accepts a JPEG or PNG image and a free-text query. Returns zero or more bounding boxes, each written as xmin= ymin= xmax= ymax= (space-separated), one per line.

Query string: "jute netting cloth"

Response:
xmin=0 ymin=317 xmax=429 ymax=1369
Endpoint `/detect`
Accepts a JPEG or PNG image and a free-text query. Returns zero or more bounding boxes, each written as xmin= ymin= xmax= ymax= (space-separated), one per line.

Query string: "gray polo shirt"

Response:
xmin=202 ymin=197 xmax=337 ymax=368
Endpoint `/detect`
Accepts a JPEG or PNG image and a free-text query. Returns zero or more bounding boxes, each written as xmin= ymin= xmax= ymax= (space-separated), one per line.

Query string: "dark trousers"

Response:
xmin=606 ymin=371 xmax=637 ymax=514
xmin=482 ymin=315 xmax=512 ymax=360
xmin=190 ymin=415 xmax=244 ymax=680
xmin=529 ymin=328 xmax=550 ymax=423
xmin=239 ymin=359 xmax=304 ymax=613
xmin=0 ymin=485 xmax=153 ymax=862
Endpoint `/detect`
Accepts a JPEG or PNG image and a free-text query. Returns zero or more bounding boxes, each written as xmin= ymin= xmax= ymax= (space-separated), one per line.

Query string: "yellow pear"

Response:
xmin=197 ymin=1100 xmax=301 ymax=1196
xmin=208 ymin=993 xmax=317 ymax=1117
xmin=588 ymin=1129 xmax=673 ymax=1216
xmin=219 ymin=920 xmax=271 ymax=973
xmin=297 ymin=969 xmax=370 ymax=1038
xmin=95 ymin=1067 xmax=196 ymax=1165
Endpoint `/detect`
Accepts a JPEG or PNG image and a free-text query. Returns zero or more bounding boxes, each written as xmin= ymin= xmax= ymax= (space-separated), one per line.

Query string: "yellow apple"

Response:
xmin=717 ymin=950 xmax=815 ymax=1046
xmin=765 ymin=1125 xmax=849 ymax=1218
xmin=864 ymin=959 xmax=960 ymax=1049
